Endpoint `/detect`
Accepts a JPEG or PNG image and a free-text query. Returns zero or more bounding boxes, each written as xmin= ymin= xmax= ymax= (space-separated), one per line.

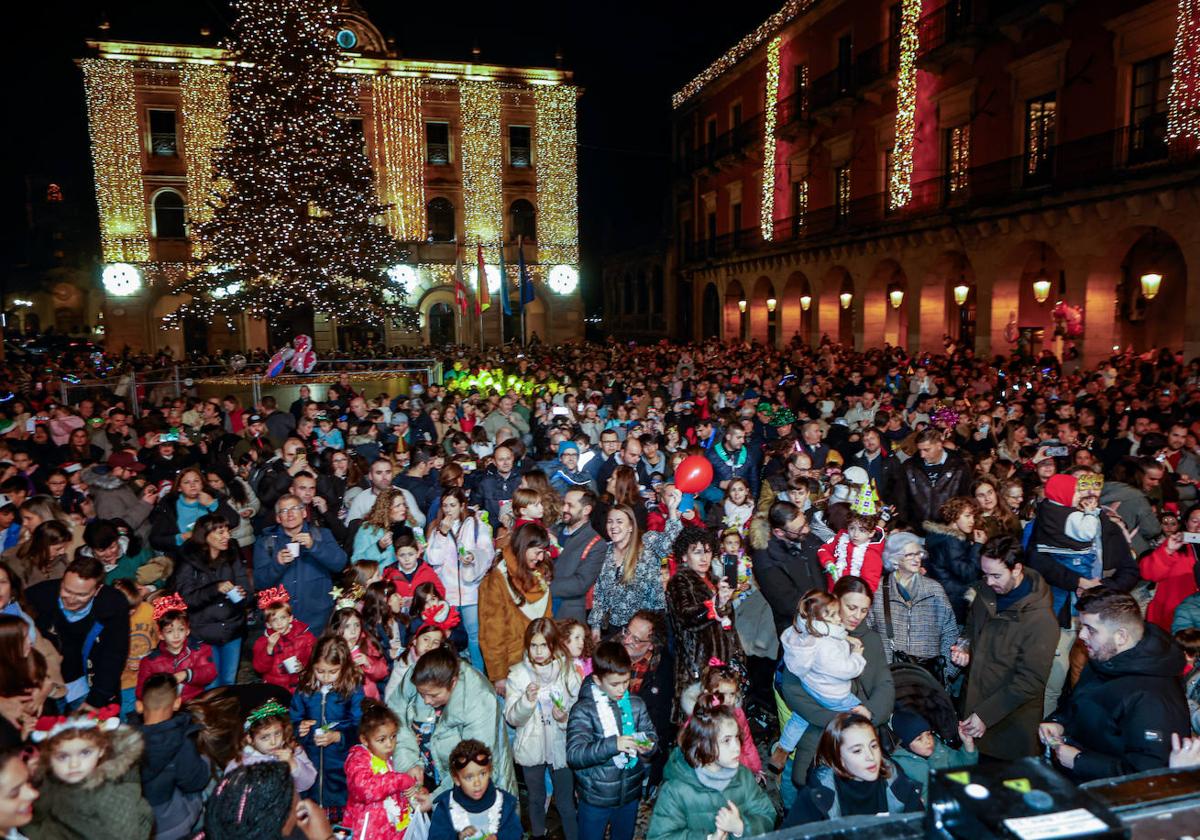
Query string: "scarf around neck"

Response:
xmin=695 ymin=763 xmax=738 ymax=792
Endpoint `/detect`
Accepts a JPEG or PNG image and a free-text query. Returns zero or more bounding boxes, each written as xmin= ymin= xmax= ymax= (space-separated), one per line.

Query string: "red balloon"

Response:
xmin=674 ymin=455 xmax=714 ymax=494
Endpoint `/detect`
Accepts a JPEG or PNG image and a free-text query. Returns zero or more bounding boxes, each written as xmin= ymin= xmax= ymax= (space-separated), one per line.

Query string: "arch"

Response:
xmin=818 ymin=266 xmax=854 ymax=345
xmin=781 ymin=271 xmax=813 ymax=345
xmin=724 ymin=278 xmax=747 ymax=342
xmin=426 ymin=197 xmax=456 ymax=242
xmin=151 ymin=189 xmax=186 ymax=239
xmin=508 ymin=199 xmax=535 ymax=242
xmin=992 ymin=241 xmax=1064 ymax=359
xmin=1108 ymin=227 xmax=1187 ymax=354
xmin=701 ymin=282 xmax=721 ymax=341
xmin=750 ymin=275 xmax=776 ymax=345
xmin=864 ymin=259 xmax=908 ymax=350
xmin=420 ymin=288 xmax=458 ymax=346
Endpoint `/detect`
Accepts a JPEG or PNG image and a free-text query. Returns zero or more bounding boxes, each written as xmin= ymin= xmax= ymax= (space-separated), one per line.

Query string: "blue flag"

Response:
xmin=518 ymin=239 xmax=534 ymax=307
xmin=498 ymin=245 xmax=512 ymax=317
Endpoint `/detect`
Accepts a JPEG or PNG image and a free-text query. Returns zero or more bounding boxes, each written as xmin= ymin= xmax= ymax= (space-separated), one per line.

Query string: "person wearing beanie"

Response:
xmin=888 ymin=709 xmax=977 ymax=796
xmin=548 ymin=440 xmax=595 ymax=495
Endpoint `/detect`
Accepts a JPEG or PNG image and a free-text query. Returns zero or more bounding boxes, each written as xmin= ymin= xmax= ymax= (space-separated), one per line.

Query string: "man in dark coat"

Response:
xmin=955 ymin=537 xmax=1058 ymax=761
xmin=750 ymin=501 xmax=825 ymax=635
xmin=551 ymin=488 xmax=604 ymax=622
xmin=473 ymin=443 xmax=523 ymax=525
xmin=1042 ymin=590 xmax=1191 ymax=781
xmin=847 ymin=427 xmax=900 ymax=505
xmin=616 ymin=611 xmax=674 ymax=789
xmin=893 ymin=429 xmax=973 ymax=533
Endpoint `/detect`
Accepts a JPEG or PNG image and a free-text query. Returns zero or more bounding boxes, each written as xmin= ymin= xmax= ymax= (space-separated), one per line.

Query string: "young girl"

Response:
xmin=503 ymin=619 xmax=581 ymax=840
xmin=684 ymin=662 xmax=761 ymax=776
xmin=718 ymin=530 xmax=755 ymax=609
xmin=382 ymin=623 xmax=450 ymax=705
xmin=315 ymin=414 xmax=345 ymax=453
xmin=226 ymin=699 xmax=317 ymax=794
xmin=112 ymin=578 xmax=157 ymax=718
xmin=28 ymin=707 xmax=153 ymax=840
xmin=252 ymin=586 xmax=316 ymax=692
xmin=817 ymin=511 xmax=886 ymax=591
xmin=342 ymin=700 xmax=421 ymax=840
xmin=290 ymin=636 xmax=365 ymax=812
xmin=408 ymin=582 xmax=468 ymax=653
xmin=326 ymin=602 xmax=390 ymax=700
xmin=769 ymin=589 xmax=870 ymax=773
xmin=557 ymin=618 xmax=593 ymax=680
xmin=362 ymin=579 xmax=405 ymax=663
xmin=428 ymin=740 xmax=521 ymax=840
xmin=716 ymin=478 xmax=754 ymax=534
xmin=136 ymin=593 xmax=217 ymax=702
xmin=346 ymin=559 xmax=384 ymax=592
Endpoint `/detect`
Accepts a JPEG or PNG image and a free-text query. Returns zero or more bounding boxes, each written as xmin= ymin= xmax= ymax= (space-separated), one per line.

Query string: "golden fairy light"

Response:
xmin=888 ymin=0 xmax=920 ymax=210
xmin=534 ymin=84 xmax=580 ymax=267
xmin=372 ymin=75 xmax=426 ymax=240
xmin=179 ymin=63 xmax=230 ymax=238
xmin=459 ymin=79 xmax=505 ymax=246
xmin=761 ymin=36 xmax=781 ymax=241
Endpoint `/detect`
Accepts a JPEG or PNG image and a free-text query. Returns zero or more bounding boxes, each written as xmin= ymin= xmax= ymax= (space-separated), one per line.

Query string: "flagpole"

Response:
xmin=519 ymin=236 xmax=527 ymax=347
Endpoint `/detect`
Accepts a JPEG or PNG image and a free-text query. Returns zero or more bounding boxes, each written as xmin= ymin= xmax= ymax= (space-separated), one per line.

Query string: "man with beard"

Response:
xmin=1040 ymin=590 xmax=1190 ymax=781
xmin=550 ymin=488 xmax=603 ymax=622
xmin=749 ymin=501 xmax=825 ymax=635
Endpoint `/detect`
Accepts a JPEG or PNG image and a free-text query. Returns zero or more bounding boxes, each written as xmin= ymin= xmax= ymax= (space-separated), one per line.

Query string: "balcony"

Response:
xmin=775 ymin=91 xmax=812 ymax=141
xmin=679 ymin=122 xmax=1199 ymax=267
xmin=808 ymin=66 xmax=856 ymax=122
xmin=917 ymin=0 xmax=990 ymax=72
xmin=679 ymin=114 xmax=765 ymax=174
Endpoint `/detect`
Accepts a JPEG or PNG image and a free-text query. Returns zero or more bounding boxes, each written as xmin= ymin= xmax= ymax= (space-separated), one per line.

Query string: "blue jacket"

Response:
xmin=253 ymin=523 xmax=348 ymax=632
xmin=351 ymin=523 xmax=396 ymax=566
xmin=473 ymin=466 xmax=522 ymax=525
xmin=290 ymin=684 xmax=365 ymax=807
xmin=706 ymin=444 xmax=760 ymax=496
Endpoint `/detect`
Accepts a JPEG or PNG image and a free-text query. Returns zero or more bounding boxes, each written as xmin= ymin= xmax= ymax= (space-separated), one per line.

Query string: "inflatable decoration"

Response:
xmin=674 ymin=455 xmax=714 ymax=494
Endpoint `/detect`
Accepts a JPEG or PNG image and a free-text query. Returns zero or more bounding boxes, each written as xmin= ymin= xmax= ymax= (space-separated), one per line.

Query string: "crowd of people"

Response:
xmin=0 ymin=333 xmax=1199 ymax=840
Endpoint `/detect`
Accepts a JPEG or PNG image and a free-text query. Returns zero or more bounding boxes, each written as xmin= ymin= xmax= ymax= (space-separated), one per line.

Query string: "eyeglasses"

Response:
xmin=277 ymin=506 xmax=304 ymax=515
xmin=622 ymin=629 xmax=652 ymax=646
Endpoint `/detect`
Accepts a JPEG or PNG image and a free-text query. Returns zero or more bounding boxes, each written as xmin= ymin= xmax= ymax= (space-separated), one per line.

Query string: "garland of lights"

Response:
xmin=81 ymin=59 xmax=151 ymax=263
xmin=760 ymin=36 xmax=781 ymax=241
xmin=795 ymin=179 xmax=808 ymax=232
xmin=888 ymin=0 xmax=920 ymax=210
xmin=459 ymin=80 xmax=505 ymax=247
xmin=1168 ymin=0 xmax=1200 ymax=152
xmin=179 ymin=63 xmax=231 ymax=244
xmin=372 ymin=76 xmax=426 ymax=240
xmin=672 ymin=0 xmax=813 ymax=108
xmin=534 ymin=85 xmax=580 ymax=267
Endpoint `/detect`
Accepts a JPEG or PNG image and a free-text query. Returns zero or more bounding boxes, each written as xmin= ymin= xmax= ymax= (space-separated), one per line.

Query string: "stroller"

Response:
xmin=882 ymin=661 xmax=963 ymax=753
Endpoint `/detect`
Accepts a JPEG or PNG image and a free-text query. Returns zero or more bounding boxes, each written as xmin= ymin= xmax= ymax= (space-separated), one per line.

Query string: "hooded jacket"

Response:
xmin=136 ymin=712 xmax=210 ymax=840
xmin=503 ymin=654 xmax=582 ymax=768
xmin=25 ymin=725 xmax=153 ymax=840
xmin=748 ymin=515 xmax=825 ymax=635
xmin=645 ymin=748 xmax=776 ymax=840
xmin=922 ymin=522 xmax=983 ymax=624
xmin=80 ymin=465 xmax=154 ymax=540
xmin=960 ymin=569 xmax=1058 ymax=760
xmin=779 ymin=619 xmax=865 ymax=700
xmin=1049 ymin=622 xmax=1190 ymax=781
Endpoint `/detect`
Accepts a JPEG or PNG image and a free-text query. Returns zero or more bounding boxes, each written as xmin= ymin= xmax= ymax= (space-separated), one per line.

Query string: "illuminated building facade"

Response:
xmin=80 ymin=4 xmax=582 ymax=353
xmin=673 ymin=0 xmax=1200 ymax=364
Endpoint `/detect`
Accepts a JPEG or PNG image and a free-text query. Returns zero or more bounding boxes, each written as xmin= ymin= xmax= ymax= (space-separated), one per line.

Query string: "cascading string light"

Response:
xmin=372 ymin=75 xmax=426 ymax=240
xmin=760 ymin=36 xmax=781 ymax=242
xmin=179 ymin=63 xmax=231 ymax=252
xmin=81 ymin=59 xmax=151 ymax=263
xmin=534 ymin=84 xmax=580 ymax=269
xmin=459 ymin=79 xmax=505 ymax=249
xmin=888 ymin=0 xmax=920 ymax=210
xmin=1168 ymin=0 xmax=1200 ymax=152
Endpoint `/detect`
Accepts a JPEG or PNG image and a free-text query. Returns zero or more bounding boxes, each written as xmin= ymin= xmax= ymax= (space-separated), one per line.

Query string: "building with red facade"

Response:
xmin=671 ymin=0 xmax=1200 ymax=364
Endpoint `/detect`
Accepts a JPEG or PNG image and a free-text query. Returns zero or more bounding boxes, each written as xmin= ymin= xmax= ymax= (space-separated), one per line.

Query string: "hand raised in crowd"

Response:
xmin=1170 ymin=733 xmax=1200 ymax=769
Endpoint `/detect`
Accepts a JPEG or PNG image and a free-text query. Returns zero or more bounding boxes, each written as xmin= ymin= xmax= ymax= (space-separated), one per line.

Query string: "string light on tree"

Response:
xmin=1168 ymin=0 xmax=1200 ymax=152
xmin=888 ymin=0 xmax=920 ymax=210
xmin=760 ymin=36 xmax=781 ymax=241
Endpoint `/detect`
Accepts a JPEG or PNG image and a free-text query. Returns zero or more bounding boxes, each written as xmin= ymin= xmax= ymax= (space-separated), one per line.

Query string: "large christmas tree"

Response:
xmin=166 ymin=0 xmax=416 ymax=330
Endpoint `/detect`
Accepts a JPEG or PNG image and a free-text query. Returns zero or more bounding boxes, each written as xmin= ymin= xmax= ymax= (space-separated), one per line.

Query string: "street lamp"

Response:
xmin=1139 ymin=272 xmax=1162 ymax=300
xmin=953 ymin=284 xmax=969 ymax=306
xmin=800 ymin=294 xmax=812 ymax=311
xmin=840 ymin=292 xmax=853 ymax=310
xmin=737 ymin=299 xmax=747 ymax=313
xmin=889 ymin=289 xmax=904 ymax=309
xmin=766 ymin=297 xmax=777 ymax=312
xmin=1032 ymin=273 xmax=1051 ymax=303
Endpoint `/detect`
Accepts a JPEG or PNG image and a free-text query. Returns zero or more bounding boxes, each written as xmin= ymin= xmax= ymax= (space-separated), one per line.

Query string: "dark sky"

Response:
xmin=1 ymin=0 xmax=781 ymax=312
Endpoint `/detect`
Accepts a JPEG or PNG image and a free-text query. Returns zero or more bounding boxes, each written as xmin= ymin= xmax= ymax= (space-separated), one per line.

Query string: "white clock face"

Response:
xmin=387 ymin=264 xmax=418 ymax=287
xmin=548 ymin=264 xmax=578 ymax=294
xmin=102 ymin=263 xmax=142 ymax=296
xmin=470 ymin=264 xmax=502 ymax=295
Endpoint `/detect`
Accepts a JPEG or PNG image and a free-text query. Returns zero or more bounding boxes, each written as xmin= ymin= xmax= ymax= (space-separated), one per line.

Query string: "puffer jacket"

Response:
xmin=387 ymin=660 xmax=517 ymax=799
xmin=170 ymin=544 xmax=250 ymax=646
xmin=80 ymin=465 xmax=154 ymax=540
xmin=1172 ymin=591 xmax=1200 ymax=633
xmin=922 ymin=521 xmax=982 ymax=624
xmin=251 ymin=619 xmax=316 ymax=692
xmin=25 ymin=725 xmax=153 ymax=840
xmin=290 ymin=683 xmax=365 ymax=807
xmin=503 ymin=655 xmax=582 ymax=768
xmin=782 ymin=761 xmax=923 ymax=828
xmin=135 ymin=638 xmax=217 ymax=702
xmin=424 ymin=514 xmax=495 ymax=607
xmin=566 ymin=675 xmax=658 ymax=808
xmin=136 ymin=712 xmax=209 ymax=840
xmin=646 ymin=748 xmax=776 ymax=840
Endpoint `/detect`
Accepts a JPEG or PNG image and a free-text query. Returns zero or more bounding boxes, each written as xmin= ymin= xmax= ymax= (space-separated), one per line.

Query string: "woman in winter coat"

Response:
xmin=424 ymin=489 xmax=495 ymax=674
xmin=647 ymin=700 xmax=776 ymax=840
xmin=782 ymin=713 xmax=923 ymax=828
xmin=1141 ymin=504 xmax=1200 ymax=631
xmin=503 ymin=618 xmax=582 ymax=840
xmin=923 ymin=497 xmax=986 ymax=624
xmin=387 ymin=647 xmax=517 ymax=800
xmin=170 ymin=514 xmax=251 ymax=688
xmin=478 ymin=523 xmax=555 ymax=691
xmin=203 ymin=465 xmax=260 ymax=563
xmin=148 ymin=467 xmax=238 ymax=554
xmin=666 ymin=525 xmax=745 ymax=719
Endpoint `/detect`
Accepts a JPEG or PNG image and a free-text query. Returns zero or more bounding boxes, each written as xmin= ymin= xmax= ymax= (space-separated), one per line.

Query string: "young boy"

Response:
xmin=428 ymin=739 xmax=521 ymax=840
xmin=251 ymin=586 xmax=316 ymax=692
xmin=888 ymin=709 xmax=978 ymax=797
xmin=136 ymin=673 xmax=211 ymax=840
xmin=136 ymin=593 xmax=217 ymax=703
xmin=566 ymin=641 xmax=657 ymax=840
xmin=382 ymin=535 xmax=443 ymax=606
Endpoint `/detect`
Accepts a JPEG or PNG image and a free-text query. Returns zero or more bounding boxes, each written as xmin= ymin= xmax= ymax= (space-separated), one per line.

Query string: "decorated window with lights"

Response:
xmin=148 ymin=109 xmax=178 ymax=157
xmin=1024 ymin=94 xmax=1057 ymax=185
xmin=835 ymin=165 xmax=851 ymax=221
xmin=1129 ymin=53 xmax=1171 ymax=165
xmin=946 ymin=124 xmax=970 ymax=198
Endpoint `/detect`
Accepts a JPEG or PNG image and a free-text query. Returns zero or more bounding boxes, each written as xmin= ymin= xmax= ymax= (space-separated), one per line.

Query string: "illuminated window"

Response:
xmin=148 ymin=109 xmax=178 ymax=157
xmin=1024 ymin=95 xmax=1056 ymax=186
xmin=835 ymin=165 xmax=851 ymax=221
xmin=509 ymin=199 xmax=536 ymax=241
xmin=426 ymin=122 xmax=450 ymax=165
xmin=152 ymin=190 xmax=186 ymax=239
xmin=509 ymin=125 xmax=531 ymax=167
xmin=427 ymin=197 xmax=455 ymax=242
xmin=1129 ymin=53 xmax=1170 ymax=164
xmin=946 ymin=124 xmax=970 ymax=197
xmin=791 ymin=179 xmax=807 ymax=236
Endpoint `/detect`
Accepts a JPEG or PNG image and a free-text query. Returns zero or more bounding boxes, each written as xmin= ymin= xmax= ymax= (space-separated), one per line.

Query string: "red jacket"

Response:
xmin=252 ymin=619 xmax=316 ymax=692
xmin=341 ymin=744 xmax=417 ymax=840
xmin=817 ymin=530 xmax=886 ymax=593
xmin=353 ymin=636 xmax=390 ymax=700
xmin=383 ymin=562 xmax=444 ymax=602
xmin=136 ymin=638 xmax=217 ymax=702
xmin=1139 ymin=542 xmax=1200 ymax=631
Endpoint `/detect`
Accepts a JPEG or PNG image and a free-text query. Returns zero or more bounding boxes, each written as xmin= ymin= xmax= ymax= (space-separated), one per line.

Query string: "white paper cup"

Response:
xmin=287 ymin=542 xmax=300 ymax=559
xmin=227 ymin=588 xmax=244 ymax=604
xmin=283 ymin=656 xmax=301 ymax=673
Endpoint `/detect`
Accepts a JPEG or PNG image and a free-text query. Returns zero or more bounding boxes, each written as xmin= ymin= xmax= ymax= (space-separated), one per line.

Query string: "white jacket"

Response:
xmin=503 ymin=655 xmax=581 ymax=769
xmin=424 ymin=514 xmax=495 ymax=606
xmin=779 ymin=619 xmax=865 ymax=702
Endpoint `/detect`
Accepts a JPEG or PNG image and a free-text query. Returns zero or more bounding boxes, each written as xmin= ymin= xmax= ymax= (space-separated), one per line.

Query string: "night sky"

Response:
xmin=1 ymin=0 xmax=781 ymax=312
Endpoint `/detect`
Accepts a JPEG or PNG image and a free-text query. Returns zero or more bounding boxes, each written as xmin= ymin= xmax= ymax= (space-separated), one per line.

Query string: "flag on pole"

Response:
xmin=518 ymin=237 xmax=534 ymax=308
xmin=453 ymin=247 xmax=468 ymax=315
xmin=475 ymin=242 xmax=490 ymax=314
xmin=498 ymin=244 xmax=512 ymax=317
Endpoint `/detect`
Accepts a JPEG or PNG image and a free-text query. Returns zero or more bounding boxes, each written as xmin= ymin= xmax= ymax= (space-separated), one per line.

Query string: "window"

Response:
xmin=1024 ymin=95 xmax=1056 ymax=186
xmin=149 ymin=109 xmax=178 ymax=157
xmin=509 ymin=199 xmax=536 ymax=241
xmin=792 ymin=63 xmax=810 ymax=116
xmin=731 ymin=103 xmax=743 ymax=130
xmin=731 ymin=201 xmax=743 ymax=247
xmin=509 ymin=125 xmax=531 ymax=167
xmin=836 ymin=33 xmax=854 ymax=93
xmin=706 ymin=117 xmax=718 ymax=147
xmin=835 ymin=165 xmax=851 ymax=221
xmin=791 ymin=179 xmax=807 ymax=236
xmin=887 ymin=3 xmax=902 ymax=72
xmin=946 ymin=124 xmax=970 ymax=198
xmin=426 ymin=122 xmax=450 ymax=165
xmin=426 ymin=197 xmax=455 ymax=241
xmin=152 ymin=191 xmax=186 ymax=239
xmin=706 ymin=211 xmax=717 ymax=254
xmin=1129 ymin=53 xmax=1171 ymax=165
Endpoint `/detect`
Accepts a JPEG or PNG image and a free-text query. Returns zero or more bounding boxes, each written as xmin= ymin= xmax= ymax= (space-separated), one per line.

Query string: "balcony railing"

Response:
xmin=775 ymin=91 xmax=810 ymax=130
xmin=917 ymin=0 xmax=981 ymax=57
xmin=679 ymin=113 xmax=765 ymax=173
xmin=680 ymin=123 xmax=1199 ymax=266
